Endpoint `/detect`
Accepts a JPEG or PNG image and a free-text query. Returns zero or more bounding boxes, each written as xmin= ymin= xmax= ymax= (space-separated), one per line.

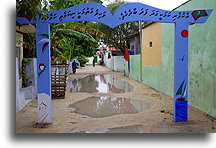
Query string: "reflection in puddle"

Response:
xmin=69 ymin=97 xmax=152 ymax=118
xmin=66 ymin=74 xmax=133 ymax=93
xmin=107 ymin=125 xmax=184 ymax=133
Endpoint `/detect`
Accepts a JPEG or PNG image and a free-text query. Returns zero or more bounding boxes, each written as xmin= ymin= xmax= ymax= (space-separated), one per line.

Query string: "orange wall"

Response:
xmin=142 ymin=23 xmax=161 ymax=67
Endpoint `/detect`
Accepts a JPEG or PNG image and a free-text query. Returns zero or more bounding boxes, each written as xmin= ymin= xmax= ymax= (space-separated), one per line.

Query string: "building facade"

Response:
xmin=140 ymin=0 xmax=216 ymax=117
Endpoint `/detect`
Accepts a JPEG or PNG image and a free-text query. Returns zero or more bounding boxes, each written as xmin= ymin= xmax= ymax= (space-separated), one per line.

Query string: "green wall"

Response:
xmin=124 ymin=54 xmax=141 ymax=81
xmin=142 ymin=0 xmax=216 ymax=117
xmin=124 ymin=60 xmax=129 ymax=76
xmin=142 ymin=23 xmax=174 ymax=97
xmin=130 ymin=54 xmax=141 ymax=82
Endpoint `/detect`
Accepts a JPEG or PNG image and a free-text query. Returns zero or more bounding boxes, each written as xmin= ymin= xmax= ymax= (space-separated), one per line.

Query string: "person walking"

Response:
xmin=93 ymin=58 xmax=95 ymax=67
xmin=72 ymin=60 xmax=77 ymax=74
xmin=93 ymin=55 xmax=97 ymax=67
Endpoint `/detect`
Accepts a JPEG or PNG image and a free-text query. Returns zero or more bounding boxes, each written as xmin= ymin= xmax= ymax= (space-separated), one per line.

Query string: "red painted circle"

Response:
xmin=181 ymin=30 xmax=188 ymax=38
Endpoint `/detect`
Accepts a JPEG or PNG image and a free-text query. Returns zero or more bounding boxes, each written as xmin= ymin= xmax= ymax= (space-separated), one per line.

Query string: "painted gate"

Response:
xmin=16 ymin=2 xmax=212 ymax=123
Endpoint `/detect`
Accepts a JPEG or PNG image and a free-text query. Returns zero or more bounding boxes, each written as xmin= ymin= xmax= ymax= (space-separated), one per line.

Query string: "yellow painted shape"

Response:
xmin=142 ymin=23 xmax=162 ymax=67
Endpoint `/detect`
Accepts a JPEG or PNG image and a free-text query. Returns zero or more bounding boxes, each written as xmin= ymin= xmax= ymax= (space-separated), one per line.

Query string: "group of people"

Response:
xmin=71 ymin=53 xmax=103 ymax=74
xmin=71 ymin=56 xmax=97 ymax=74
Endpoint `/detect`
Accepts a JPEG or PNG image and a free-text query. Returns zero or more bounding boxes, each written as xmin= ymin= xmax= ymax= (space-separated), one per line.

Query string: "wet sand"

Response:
xmin=16 ymin=64 xmax=216 ymax=133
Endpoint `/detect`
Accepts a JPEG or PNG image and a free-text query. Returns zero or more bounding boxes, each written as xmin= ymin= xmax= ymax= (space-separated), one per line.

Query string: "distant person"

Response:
xmin=93 ymin=58 xmax=95 ymax=67
xmin=93 ymin=56 xmax=97 ymax=67
xmin=72 ymin=60 xmax=77 ymax=74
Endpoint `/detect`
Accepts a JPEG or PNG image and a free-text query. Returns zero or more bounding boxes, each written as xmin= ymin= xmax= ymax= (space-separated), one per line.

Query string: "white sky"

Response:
xmin=102 ymin=0 xmax=189 ymax=10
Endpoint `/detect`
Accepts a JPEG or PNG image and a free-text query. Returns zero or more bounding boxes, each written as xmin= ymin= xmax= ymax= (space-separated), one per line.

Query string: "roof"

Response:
xmin=124 ymin=32 xmax=140 ymax=40
xmin=16 ymin=24 xmax=36 ymax=34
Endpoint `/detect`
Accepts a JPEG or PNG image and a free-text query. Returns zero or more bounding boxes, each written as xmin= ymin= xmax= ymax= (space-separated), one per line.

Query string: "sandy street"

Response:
xmin=16 ymin=64 xmax=216 ymax=133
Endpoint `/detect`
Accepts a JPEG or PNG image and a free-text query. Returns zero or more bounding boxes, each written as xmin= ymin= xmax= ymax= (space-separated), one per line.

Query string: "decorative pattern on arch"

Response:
xmin=16 ymin=2 xmax=212 ymax=124
xmin=16 ymin=2 xmax=212 ymax=27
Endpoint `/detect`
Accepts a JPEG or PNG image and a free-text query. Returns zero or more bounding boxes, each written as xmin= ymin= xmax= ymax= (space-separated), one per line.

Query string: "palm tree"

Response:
xmin=48 ymin=0 xmax=104 ymax=62
xmin=17 ymin=0 xmax=105 ymax=62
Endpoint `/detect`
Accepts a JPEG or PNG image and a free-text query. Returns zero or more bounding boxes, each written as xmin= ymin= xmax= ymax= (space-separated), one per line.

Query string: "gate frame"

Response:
xmin=16 ymin=2 xmax=212 ymax=123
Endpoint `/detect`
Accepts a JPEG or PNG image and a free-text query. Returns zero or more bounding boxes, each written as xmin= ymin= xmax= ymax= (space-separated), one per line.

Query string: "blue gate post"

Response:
xmin=36 ymin=23 xmax=52 ymax=124
xmin=174 ymin=22 xmax=189 ymax=122
xmin=16 ymin=2 xmax=212 ymax=123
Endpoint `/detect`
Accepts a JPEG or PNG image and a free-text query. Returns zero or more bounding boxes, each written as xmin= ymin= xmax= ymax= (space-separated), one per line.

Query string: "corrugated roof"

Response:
xmin=16 ymin=24 xmax=36 ymax=33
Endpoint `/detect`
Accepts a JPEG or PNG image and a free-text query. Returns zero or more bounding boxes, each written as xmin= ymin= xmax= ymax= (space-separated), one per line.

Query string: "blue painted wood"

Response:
xmin=174 ymin=22 xmax=188 ymax=122
xmin=16 ymin=2 xmax=212 ymax=123
xmin=36 ymin=23 xmax=52 ymax=123
xmin=16 ymin=2 xmax=212 ymax=28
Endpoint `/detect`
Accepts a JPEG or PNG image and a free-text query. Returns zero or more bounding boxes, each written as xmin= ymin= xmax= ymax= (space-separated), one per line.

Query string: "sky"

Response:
xmin=102 ymin=0 xmax=189 ymax=10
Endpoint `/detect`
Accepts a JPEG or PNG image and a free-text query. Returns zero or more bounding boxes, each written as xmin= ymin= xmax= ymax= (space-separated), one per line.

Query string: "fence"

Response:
xmin=51 ymin=63 xmax=69 ymax=99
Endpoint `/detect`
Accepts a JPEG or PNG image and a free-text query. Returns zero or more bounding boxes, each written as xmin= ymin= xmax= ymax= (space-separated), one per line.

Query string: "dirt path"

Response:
xmin=16 ymin=64 xmax=216 ymax=133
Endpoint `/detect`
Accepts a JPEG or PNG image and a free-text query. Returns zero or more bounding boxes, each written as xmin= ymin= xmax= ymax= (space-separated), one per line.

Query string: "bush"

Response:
xmin=20 ymin=58 xmax=32 ymax=87
xmin=78 ymin=55 xmax=89 ymax=67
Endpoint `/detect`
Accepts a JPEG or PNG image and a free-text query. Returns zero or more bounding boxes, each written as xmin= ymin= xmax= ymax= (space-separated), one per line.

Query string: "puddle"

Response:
xmin=68 ymin=96 xmax=152 ymax=118
xmin=107 ymin=125 xmax=184 ymax=133
xmin=66 ymin=74 xmax=133 ymax=93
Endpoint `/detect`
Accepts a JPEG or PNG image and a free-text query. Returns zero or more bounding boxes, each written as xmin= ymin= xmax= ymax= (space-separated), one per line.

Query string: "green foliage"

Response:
xmin=23 ymin=33 xmax=36 ymax=58
xmin=16 ymin=0 xmax=104 ymax=63
xmin=49 ymin=0 xmax=103 ymax=63
xmin=52 ymin=27 xmax=98 ymax=61
xmin=107 ymin=0 xmax=126 ymax=14
xmin=20 ymin=58 xmax=32 ymax=88
xmin=49 ymin=0 xmax=102 ymax=11
xmin=61 ymin=22 xmax=105 ymax=38
xmin=54 ymin=27 xmax=98 ymax=61
xmin=16 ymin=0 xmax=49 ymax=25
xmin=88 ymin=0 xmax=149 ymax=53
xmin=16 ymin=0 xmax=42 ymax=19
xmin=16 ymin=40 xmax=23 ymax=44
xmin=16 ymin=0 xmax=46 ymax=58
xmin=78 ymin=55 xmax=89 ymax=66
xmin=57 ymin=28 xmax=97 ymax=43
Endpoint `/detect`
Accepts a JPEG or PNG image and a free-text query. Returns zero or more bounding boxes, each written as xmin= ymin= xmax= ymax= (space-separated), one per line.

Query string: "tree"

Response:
xmin=16 ymin=0 xmax=42 ymax=21
xmin=23 ymin=33 xmax=36 ymax=58
xmin=53 ymin=26 xmax=98 ymax=61
xmin=16 ymin=0 xmax=41 ymax=57
xmin=48 ymin=0 xmax=104 ymax=62
xmin=88 ymin=0 xmax=149 ymax=54
xmin=17 ymin=0 xmax=104 ymax=61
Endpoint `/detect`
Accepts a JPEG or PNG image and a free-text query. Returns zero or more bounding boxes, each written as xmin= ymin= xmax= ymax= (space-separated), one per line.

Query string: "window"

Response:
xmin=149 ymin=42 xmax=153 ymax=47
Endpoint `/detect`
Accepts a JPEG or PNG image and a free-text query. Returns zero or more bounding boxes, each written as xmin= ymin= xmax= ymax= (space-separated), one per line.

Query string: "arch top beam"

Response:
xmin=16 ymin=2 xmax=212 ymax=28
xmin=17 ymin=2 xmax=213 ymax=124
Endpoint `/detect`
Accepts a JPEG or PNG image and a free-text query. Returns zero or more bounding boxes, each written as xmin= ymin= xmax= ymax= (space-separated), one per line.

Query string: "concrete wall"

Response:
xmin=16 ymin=32 xmax=23 ymax=69
xmin=25 ymin=58 xmax=37 ymax=86
xmin=16 ymin=58 xmax=37 ymax=112
xmin=68 ymin=60 xmax=72 ymax=74
xmin=113 ymin=56 xmax=124 ymax=72
xmin=142 ymin=23 xmax=174 ymax=97
xmin=180 ymin=0 xmax=216 ymax=117
xmin=104 ymin=52 xmax=124 ymax=72
xmin=16 ymin=58 xmax=21 ymax=112
xmin=130 ymin=54 xmax=141 ymax=82
xmin=141 ymin=0 xmax=216 ymax=117
xmin=129 ymin=34 xmax=141 ymax=55
xmin=124 ymin=60 xmax=129 ymax=76
xmin=124 ymin=54 xmax=141 ymax=82
xmin=104 ymin=52 xmax=114 ymax=70
xmin=142 ymin=23 xmax=162 ymax=67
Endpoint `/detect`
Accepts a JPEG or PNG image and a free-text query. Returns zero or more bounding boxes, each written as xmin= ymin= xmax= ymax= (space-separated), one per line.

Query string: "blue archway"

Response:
xmin=16 ymin=2 xmax=212 ymax=123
